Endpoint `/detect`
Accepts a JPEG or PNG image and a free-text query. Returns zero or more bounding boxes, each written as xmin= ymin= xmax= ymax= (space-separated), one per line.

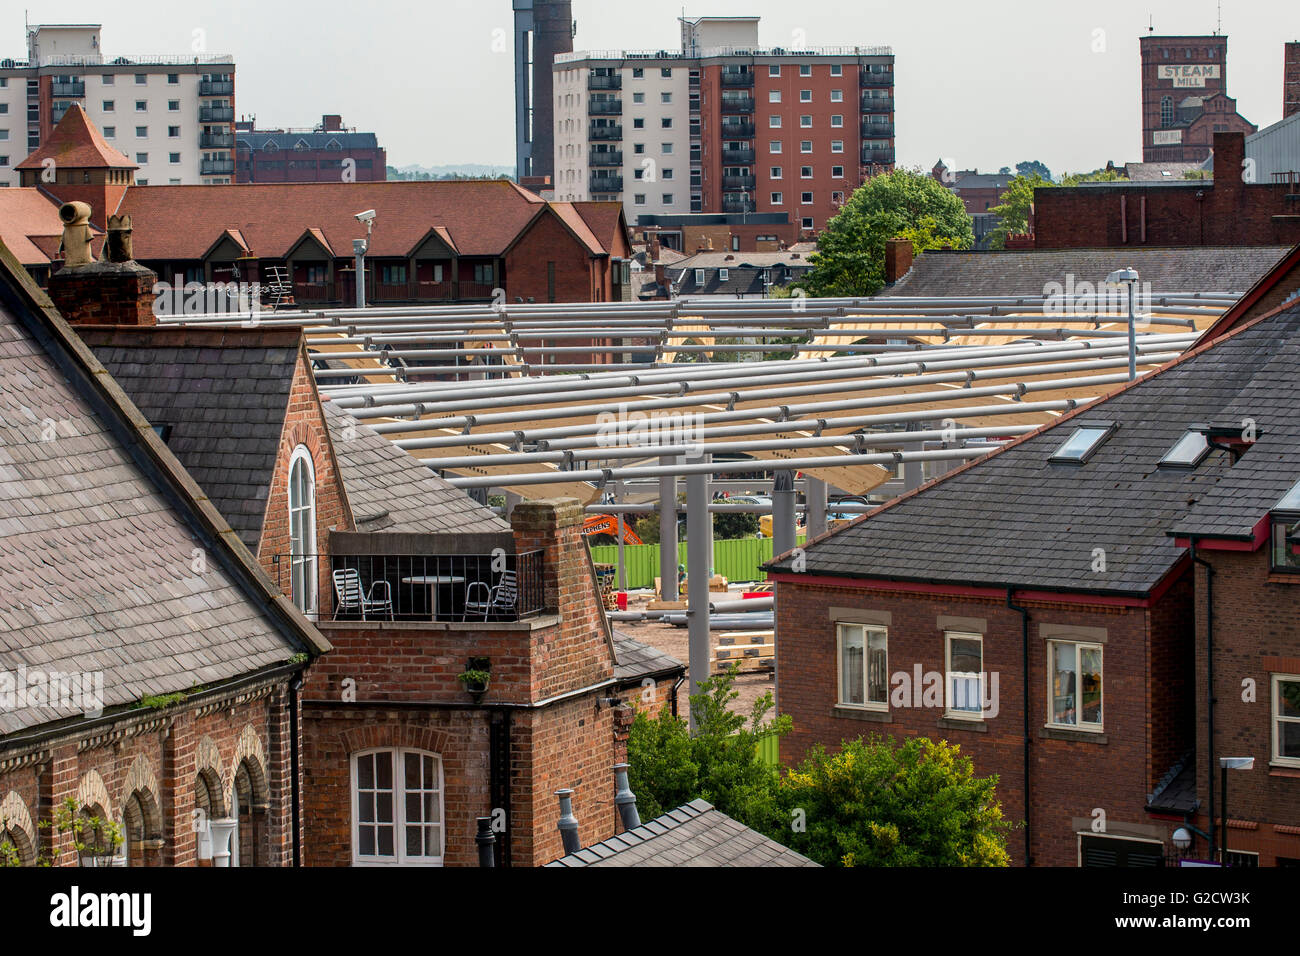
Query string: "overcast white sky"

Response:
xmin=7 ymin=1 xmax=1300 ymax=175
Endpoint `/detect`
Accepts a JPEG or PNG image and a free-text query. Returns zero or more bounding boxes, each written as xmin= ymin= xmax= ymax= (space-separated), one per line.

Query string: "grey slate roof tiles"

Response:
xmin=545 ymin=799 xmax=819 ymax=867
xmin=0 ymin=296 xmax=302 ymax=735
xmin=612 ymin=630 xmax=685 ymax=683
xmin=770 ymin=303 xmax=1300 ymax=596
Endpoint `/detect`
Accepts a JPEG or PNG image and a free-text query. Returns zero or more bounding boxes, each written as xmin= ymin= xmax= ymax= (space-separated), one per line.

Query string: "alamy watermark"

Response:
xmin=595 ymin=404 xmax=706 ymax=455
xmin=0 ymin=666 xmax=104 ymax=719
xmin=1042 ymin=273 xmax=1153 ymax=322
xmin=152 ymin=277 xmax=262 ymax=317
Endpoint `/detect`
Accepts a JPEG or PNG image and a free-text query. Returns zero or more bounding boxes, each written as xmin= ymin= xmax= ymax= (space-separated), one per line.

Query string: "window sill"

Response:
xmin=1268 ymin=763 xmax=1300 ymax=778
xmin=1266 ymin=573 xmax=1300 ymax=585
xmin=833 ymin=705 xmax=891 ymax=723
xmin=937 ymin=716 xmax=987 ymax=733
xmin=1039 ymin=726 xmax=1107 ymax=744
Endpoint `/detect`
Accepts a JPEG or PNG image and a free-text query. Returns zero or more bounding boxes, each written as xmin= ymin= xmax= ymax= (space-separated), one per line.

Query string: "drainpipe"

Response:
xmin=613 ymin=763 xmax=641 ymax=830
xmin=489 ymin=708 xmax=512 ymax=867
xmin=555 ymin=788 xmax=581 ymax=855
xmin=1007 ymin=588 xmax=1032 ymax=866
xmin=670 ymin=675 xmax=684 ymax=718
xmin=289 ymin=671 xmax=303 ymax=867
xmin=1190 ymin=539 xmax=1216 ymax=856
xmin=475 ymin=817 xmax=496 ymax=867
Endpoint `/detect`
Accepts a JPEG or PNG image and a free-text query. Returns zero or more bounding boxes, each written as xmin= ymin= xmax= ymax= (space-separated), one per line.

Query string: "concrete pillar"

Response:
xmin=686 ymin=467 xmax=711 ymax=732
xmin=772 ymin=469 xmax=797 ymax=557
xmin=805 ymin=475 xmax=828 ymax=539
xmin=659 ymin=457 xmax=678 ymax=601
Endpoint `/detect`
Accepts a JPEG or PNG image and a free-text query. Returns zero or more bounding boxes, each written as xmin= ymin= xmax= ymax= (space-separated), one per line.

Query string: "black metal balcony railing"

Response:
xmin=588 ymin=99 xmax=623 ymax=116
xmin=722 ymin=174 xmax=756 ymax=189
xmin=720 ymin=148 xmax=756 ymax=165
xmin=861 ymin=147 xmax=896 ymax=164
xmin=588 ymin=74 xmax=622 ymax=90
xmin=274 ymin=552 xmax=546 ymax=623
xmin=589 ymin=124 xmax=623 ymax=141
xmin=720 ymin=96 xmax=755 ymax=114
xmin=862 ymin=122 xmax=895 ymax=139
xmin=720 ymin=120 xmax=756 ymax=138
xmin=201 ymin=158 xmax=236 ymax=175
xmin=720 ymin=71 xmax=755 ymax=87
xmin=722 ymin=200 xmax=756 ymax=214
xmin=52 ymin=81 xmax=85 ymax=97
xmin=590 ymin=174 xmax=623 ymax=193
xmin=200 ymin=106 xmax=235 ymax=122
xmin=860 ymin=70 xmax=893 ymax=87
xmin=589 ymin=149 xmax=623 ymax=167
xmin=861 ymin=94 xmax=894 ymax=112
xmin=199 ymin=80 xmax=235 ymax=96
xmin=200 ymin=132 xmax=235 ymax=148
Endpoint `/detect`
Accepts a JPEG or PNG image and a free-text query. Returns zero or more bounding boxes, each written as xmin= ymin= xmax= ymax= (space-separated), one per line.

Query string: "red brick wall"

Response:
xmin=1194 ymin=549 xmax=1300 ymax=864
xmin=773 ymin=577 xmax=1193 ymax=866
xmin=505 ymin=210 xmax=596 ymax=304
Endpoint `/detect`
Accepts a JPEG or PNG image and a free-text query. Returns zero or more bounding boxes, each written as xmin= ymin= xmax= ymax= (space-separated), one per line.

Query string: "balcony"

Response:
xmin=590 ymin=174 xmax=623 ymax=193
xmin=589 ymin=149 xmax=623 ymax=167
xmin=200 ymin=131 xmax=235 ymax=148
xmin=722 ymin=174 xmax=756 ymax=189
xmin=861 ymin=122 xmax=895 ymax=139
xmin=588 ymin=98 xmax=623 ymax=116
xmin=199 ymin=79 xmax=234 ymax=96
xmin=200 ymin=105 xmax=234 ymax=122
xmin=860 ymin=70 xmax=893 ymax=87
xmin=861 ymin=94 xmax=894 ymax=112
xmin=588 ymin=73 xmax=622 ymax=90
xmin=589 ymin=123 xmax=623 ymax=141
xmin=720 ymin=71 xmax=755 ymax=88
xmin=201 ymin=158 xmax=236 ymax=175
xmin=51 ymin=101 xmax=75 ymax=122
xmin=720 ymin=96 xmax=755 ymax=114
xmin=861 ymin=147 xmax=896 ymax=164
xmin=719 ymin=120 xmax=756 ymax=138
xmin=275 ymin=547 xmax=546 ymax=623
xmin=722 ymin=200 xmax=757 ymax=214
xmin=720 ymin=148 xmax=755 ymax=165
xmin=51 ymin=80 xmax=85 ymax=97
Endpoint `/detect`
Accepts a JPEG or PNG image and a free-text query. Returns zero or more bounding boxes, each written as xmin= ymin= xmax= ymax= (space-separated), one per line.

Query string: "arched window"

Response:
xmin=351 ymin=749 xmax=443 ymax=866
xmin=288 ymin=445 xmax=318 ymax=616
xmin=1160 ymin=96 xmax=1174 ymax=128
xmin=0 ymin=826 xmax=32 ymax=866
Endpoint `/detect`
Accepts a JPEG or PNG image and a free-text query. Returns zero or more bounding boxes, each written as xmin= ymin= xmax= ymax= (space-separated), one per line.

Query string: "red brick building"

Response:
xmin=1286 ymin=42 xmax=1300 ymax=120
xmin=235 ymin=114 xmax=387 ymax=184
xmin=1033 ymin=132 xmax=1300 ymax=249
xmin=767 ymin=245 xmax=1300 ymax=866
xmin=1140 ymin=35 xmax=1255 ymax=162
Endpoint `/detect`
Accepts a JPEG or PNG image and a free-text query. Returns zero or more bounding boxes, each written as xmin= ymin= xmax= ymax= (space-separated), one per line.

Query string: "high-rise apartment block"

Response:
xmin=0 ymin=24 xmax=236 ymax=188
xmin=552 ymin=16 xmax=894 ymax=236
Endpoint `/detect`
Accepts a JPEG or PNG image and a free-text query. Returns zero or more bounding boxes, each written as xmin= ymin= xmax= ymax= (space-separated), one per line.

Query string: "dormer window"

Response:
xmin=1270 ymin=478 xmax=1300 ymax=573
xmin=1049 ymin=421 xmax=1116 ymax=464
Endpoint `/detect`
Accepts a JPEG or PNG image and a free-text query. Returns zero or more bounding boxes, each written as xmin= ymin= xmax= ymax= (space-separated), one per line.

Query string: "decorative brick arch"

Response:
xmin=76 ymin=769 xmax=113 ymax=820
xmin=230 ymin=724 xmax=269 ymax=806
xmin=0 ymin=791 xmax=37 ymax=865
xmin=120 ymin=754 xmax=163 ymax=838
xmin=340 ymin=723 xmax=451 ymax=758
xmin=195 ymin=735 xmax=228 ymax=817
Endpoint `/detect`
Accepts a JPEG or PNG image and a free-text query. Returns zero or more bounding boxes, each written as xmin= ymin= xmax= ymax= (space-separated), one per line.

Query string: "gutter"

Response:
xmin=1006 ymin=589 xmax=1033 ymax=867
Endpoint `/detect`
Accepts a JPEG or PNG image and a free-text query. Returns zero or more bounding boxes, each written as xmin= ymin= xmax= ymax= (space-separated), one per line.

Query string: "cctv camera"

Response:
xmin=355 ymin=209 xmax=376 ymax=223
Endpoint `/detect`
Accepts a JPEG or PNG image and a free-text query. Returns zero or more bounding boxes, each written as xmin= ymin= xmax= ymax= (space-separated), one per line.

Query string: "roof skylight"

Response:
xmin=1159 ymin=430 xmax=1209 ymax=468
xmin=1276 ymin=477 xmax=1300 ymax=513
xmin=1049 ymin=421 xmax=1116 ymax=464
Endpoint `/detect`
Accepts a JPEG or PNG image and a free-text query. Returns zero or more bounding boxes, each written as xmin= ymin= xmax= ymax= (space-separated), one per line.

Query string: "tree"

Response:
xmin=794 ymin=169 xmax=973 ymax=297
xmin=986 ymin=174 xmax=1047 ymax=249
xmin=713 ymin=511 xmax=759 ymax=539
xmin=758 ymin=735 xmax=1011 ymax=867
xmin=1015 ymin=159 xmax=1052 ymax=182
xmin=626 ymin=666 xmax=790 ymax=822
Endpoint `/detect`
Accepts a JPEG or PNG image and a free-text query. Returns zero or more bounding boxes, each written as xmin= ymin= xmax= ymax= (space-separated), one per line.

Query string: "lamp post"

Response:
xmin=1105 ymin=267 xmax=1139 ymax=380
xmin=1218 ymin=756 xmax=1254 ymax=863
xmin=353 ymin=209 xmax=376 ymax=309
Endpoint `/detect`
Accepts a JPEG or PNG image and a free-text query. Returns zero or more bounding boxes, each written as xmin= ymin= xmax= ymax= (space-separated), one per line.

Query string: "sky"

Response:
xmin=7 ymin=0 xmax=1300 ymax=176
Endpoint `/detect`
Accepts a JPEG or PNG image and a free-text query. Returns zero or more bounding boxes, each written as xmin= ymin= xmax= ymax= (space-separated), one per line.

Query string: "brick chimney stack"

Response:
xmin=1285 ymin=42 xmax=1300 ymax=119
xmin=884 ymin=237 xmax=914 ymax=285
xmin=1212 ymin=131 xmax=1246 ymax=199
xmin=47 ymin=209 xmax=158 ymax=327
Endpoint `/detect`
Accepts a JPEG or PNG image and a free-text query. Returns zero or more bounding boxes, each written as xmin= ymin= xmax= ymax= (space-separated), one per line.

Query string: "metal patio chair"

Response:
xmin=463 ymin=570 xmax=518 ymax=621
xmin=332 ymin=568 xmax=393 ymax=621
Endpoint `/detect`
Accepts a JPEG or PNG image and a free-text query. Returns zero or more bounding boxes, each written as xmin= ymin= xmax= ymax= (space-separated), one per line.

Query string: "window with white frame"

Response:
xmin=770 ymin=166 xmax=783 ymax=179
xmin=831 ymin=114 xmax=843 ymax=127
xmin=832 ymin=165 xmax=844 ymax=178
xmin=800 ymin=165 xmax=813 ymax=178
xmin=831 ymin=140 xmax=844 ymax=153
xmin=799 ymin=64 xmax=812 ymax=77
xmin=801 ymin=216 xmax=814 ymax=229
xmin=945 ymin=632 xmax=984 ymax=717
xmin=288 ymin=445 xmax=318 ymax=616
xmin=770 ymin=140 xmax=782 ymax=154
xmin=769 ymin=90 xmax=782 ymax=103
xmin=800 ymin=140 xmax=812 ymax=153
xmin=799 ymin=89 xmax=812 ymax=102
xmin=800 ymin=115 xmax=812 ymax=127
xmin=1048 ymin=640 xmax=1102 ymax=729
xmin=718 ymin=268 xmax=729 ymax=281
xmin=837 ymin=623 xmax=888 ymax=710
xmin=769 ymin=115 xmax=782 ymax=128
xmin=771 ymin=191 xmax=783 ymax=204
xmin=1273 ymin=674 xmax=1300 ymax=767
xmin=351 ymin=749 xmax=444 ymax=866
xmin=694 ymin=269 xmax=706 ymax=285
xmin=800 ymin=191 xmax=813 ymax=204
xmin=830 ymin=64 xmax=842 ymax=76
xmin=830 ymin=89 xmax=843 ymax=102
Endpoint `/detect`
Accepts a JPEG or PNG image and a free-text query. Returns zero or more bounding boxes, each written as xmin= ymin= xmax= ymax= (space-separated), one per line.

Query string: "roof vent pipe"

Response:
xmin=555 ymin=788 xmax=581 ymax=855
xmin=475 ymin=816 xmax=496 ymax=867
xmin=613 ymin=763 xmax=641 ymax=830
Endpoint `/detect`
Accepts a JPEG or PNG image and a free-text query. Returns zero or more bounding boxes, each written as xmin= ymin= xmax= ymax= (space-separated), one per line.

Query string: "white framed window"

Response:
xmin=769 ymin=65 xmax=781 ymax=77
xmin=830 ymin=64 xmax=842 ymax=76
xmin=662 ymin=142 xmax=673 ymax=154
xmin=830 ymin=89 xmax=843 ymax=102
xmin=694 ymin=269 xmax=706 ymax=285
xmin=135 ymin=152 xmax=148 ymax=164
xmin=135 ymin=126 xmax=147 ymax=137
xmin=718 ymin=268 xmax=729 ymax=281
xmin=801 ymin=216 xmax=814 ymax=229
xmin=800 ymin=166 xmax=813 ymax=178
xmin=168 ymin=125 xmax=180 ymax=137
xmin=770 ymin=191 xmax=783 ymax=204
xmin=800 ymin=115 xmax=812 ymax=128
xmin=167 ymin=73 xmax=179 ymax=85
xmin=770 ymin=166 xmax=782 ymax=179
xmin=134 ymin=74 xmax=147 ymax=85
xmin=661 ymin=92 xmax=672 ymax=103
xmin=831 ymin=114 xmax=843 ymax=127
xmin=800 ymin=191 xmax=813 ymax=204
xmin=1273 ymin=674 xmax=1300 ymax=767
xmin=634 ymin=193 xmax=646 ymax=205
xmin=832 ymin=190 xmax=845 ymax=203
xmin=831 ymin=140 xmax=844 ymax=153
xmin=770 ymin=140 xmax=782 ymax=154
xmin=351 ymin=749 xmax=444 ymax=866
xmin=661 ymin=117 xmax=672 ymax=128
xmin=1048 ymin=641 xmax=1103 ymax=730
xmin=102 ymin=126 xmax=115 ymax=138
xmin=945 ymin=632 xmax=984 ymax=718
xmin=135 ymin=100 xmax=147 ymax=111
xmin=769 ymin=90 xmax=782 ymax=103
xmin=769 ymin=115 xmax=782 ymax=128
xmin=662 ymin=192 xmax=673 ymax=204
xmin=799 ymin=64 xmax=812 ymax=77
xmin=662 ymin=168 xmax=674 ymax=179
xmin=799 ymin=89 xmax=812 ymax=102
xmin=169 ymin=152 xmax=180 ymax=164
xmin=800 ymin=140 xmax=812 ymax=153
xmin=288 ymin=444 xmax=318 ymax=617
xmin=832 ymin=165 xmax=844 ymax=178
xmin=102 ymin=100 xmax=115 ymax=111
xmin=102 ymin=74 xmax=114 ymax=85
xmin=632 ymin=92 xmax=645 ymax=103
xmin=836 ymin=623 xmax=888 ymax=710
xmin=168 ymin=99 xmax=179 ymax=111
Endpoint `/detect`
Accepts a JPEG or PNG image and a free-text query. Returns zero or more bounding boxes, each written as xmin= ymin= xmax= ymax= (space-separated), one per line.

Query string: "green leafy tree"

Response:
xmin=626 ymin=666 xmax=790 ymax=822
xmin=713 ymin=511 xmax=759 ymax=539
xmin=986 ymin=174 xmax=1048 ymax=249
xmin=794 ymin=169 xmax=973 ymax=297
xmin=1015 ymin=160 xmax=1052 ymax=181
xmin=1060 ymin=166 xmax=1124 ymax=185
xmin=758 ymin=734 xmax=1011 ymax=867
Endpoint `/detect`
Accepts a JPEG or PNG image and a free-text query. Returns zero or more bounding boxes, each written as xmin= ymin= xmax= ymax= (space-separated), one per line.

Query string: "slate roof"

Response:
xmin=236 ymin=130 xmax=381 ymax=151
xmin=1147 ymin=754 xmax=1198 ymax=814
xmin=0 ymin=243 xmax=325 ymax=736
xmin=322 ymin=401 xmax=508 ymax=534
xmin=880 ymin=246 xmax=1290 ymax=297
xmin=77 ymin=327 xmax=301 ymax=551
xmin=768 ymin=302 xmax=1300 ymax=597
xmin=612 ymin=630 xmax=685 ymax=684
xmin=544 ymin=799 xmax=818 ymax=867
